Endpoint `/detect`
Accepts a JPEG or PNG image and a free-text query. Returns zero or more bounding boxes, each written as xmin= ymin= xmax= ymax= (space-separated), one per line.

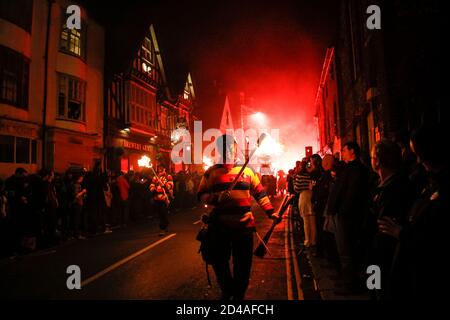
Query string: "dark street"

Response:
xmin=1 ymin=197 xmax=314 ymax=300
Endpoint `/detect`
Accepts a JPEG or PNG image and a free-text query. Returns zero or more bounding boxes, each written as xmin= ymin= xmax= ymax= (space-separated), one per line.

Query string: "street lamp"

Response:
xmin=250 ymin=112 xmax=267 ymax=126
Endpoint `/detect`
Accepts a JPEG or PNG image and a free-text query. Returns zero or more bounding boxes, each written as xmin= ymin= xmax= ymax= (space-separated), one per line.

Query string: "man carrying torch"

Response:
xmin=197 ymin=134 xmax=281 ymax=300
xmin=149 ymin=165 xmax=174 ymax=236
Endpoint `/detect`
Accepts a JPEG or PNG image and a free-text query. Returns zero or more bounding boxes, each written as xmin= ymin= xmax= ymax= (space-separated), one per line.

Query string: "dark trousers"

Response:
xmin=120 ymin=199 xmax=130 ymax=226
xmin=154 ymin=201 xmax=169 ymax=231
xmin=211 ymin=228 xmax=254 ymax=300
xmin=42 ymin=207 xmax=58 ymax=244
xmin=86 ymin=203 xmax=104 ymax=233
xmin=315 ymin=213 xmax=325 ymax=255
xmin=334 ymin=214 xmax=363 ymax=288
xmin=71 ymin=203 xmax=83 ymax=237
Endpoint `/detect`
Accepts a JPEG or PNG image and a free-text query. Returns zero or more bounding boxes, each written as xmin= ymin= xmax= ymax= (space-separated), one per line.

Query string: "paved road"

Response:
xmin=0 ymin=197 xmax=317 ymax=300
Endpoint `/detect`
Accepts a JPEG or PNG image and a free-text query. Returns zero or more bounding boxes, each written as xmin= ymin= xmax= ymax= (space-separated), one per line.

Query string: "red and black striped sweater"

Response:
xmin=197 ymin=164 xmax=274 ymax=230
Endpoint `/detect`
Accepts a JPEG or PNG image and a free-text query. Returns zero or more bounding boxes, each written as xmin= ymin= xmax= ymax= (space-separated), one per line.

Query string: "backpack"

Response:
xmin=196 ymin=224 xmax=218 ymax=287
xmin=196 ymin=224 xmax=217 ymax=264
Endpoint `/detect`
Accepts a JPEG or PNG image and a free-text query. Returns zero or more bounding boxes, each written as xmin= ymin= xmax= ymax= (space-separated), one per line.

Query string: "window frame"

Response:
xmin=0 ymin=135 xmax=37 ymax=164
xmin=59 ymin=7 xmax=87 ymax=60
xmin=0 ymin=45 xmax=30 ymax=109
xmin=57 ymin=73 xmax=86 ymax=123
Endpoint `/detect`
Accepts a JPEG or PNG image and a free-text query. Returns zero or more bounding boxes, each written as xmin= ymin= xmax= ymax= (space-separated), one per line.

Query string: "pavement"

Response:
xmin=288 ymin=209 xmax=370 ymax=300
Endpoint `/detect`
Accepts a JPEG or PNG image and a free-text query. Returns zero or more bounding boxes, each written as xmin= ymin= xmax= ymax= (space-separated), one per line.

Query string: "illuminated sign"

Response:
xmin=122 ymin=140 xmax=153 ymax=152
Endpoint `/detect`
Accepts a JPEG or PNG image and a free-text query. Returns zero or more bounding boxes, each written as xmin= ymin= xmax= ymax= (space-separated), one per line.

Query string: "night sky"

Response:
xmin=88 ymin=0 xmax=340 ymax=166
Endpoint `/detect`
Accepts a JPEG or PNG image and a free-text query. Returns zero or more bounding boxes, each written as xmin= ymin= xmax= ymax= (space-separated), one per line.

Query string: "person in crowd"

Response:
xmin=110 ymin=171 xmax=122 ymax=226
xmin=277 ymin=170 xmax=287 ymax=196
xmin=116 ymin=171 xmax=130 ymax=228
xmin=268 ymin=175 xmax=277 ymax=198
xmin=0 ymin=179 xmax=9 ymax=257
xmin=294 ymin=158 xmax=316 ymax=248
xmin=332 ymin=142 xmax=370 ymax=294
xmin=186 ymin=175 xmax=195 ymax=208
xmin=25 ymin=171 xmax=43 ymax=251
xmin=83 ymin=161 xmax=106 ymax=234
xmin=378 ymin=125 xmax=448 ymax=299
xmin=103 ymin=171 xmax=113 ymax=233
xmin=309 ymin=154 xmax=326 ymax=257
xmin=287 ymin=169 xmax=296 ymax=195
xmin=177 ymin=171 xmax=187 ymax=209
xmin=368 ymin=140 xmax=417 ymax=300
xmin=71 ymin=173 xmax=87 ymax=240
xmin=39 ymin=169 xmax=59 ymax=245
xmin=57 ymin=171 xmax=73 ymax=240
xmin=5 ymin=168 xmax=31 ymax=253
xmin=317 ymin=155 xmax=340 ymax=265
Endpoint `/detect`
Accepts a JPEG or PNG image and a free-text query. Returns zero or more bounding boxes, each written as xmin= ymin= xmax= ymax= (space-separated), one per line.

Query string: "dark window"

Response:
xmin=0 ymin=135 xmax=14 ymax=163
xmin=31 ymin=139 xmax=37 ymax=164
xmin=0 ymin=46 xmax=29 ymax=109
xmin=57 ymin=73 xmax=85 ymax=122
xmin=0 ymin=0 xmax=33 ymax=33
xmin=0 ymin=135 xmax=37 ymax=164
xmin=16 ymin=137 xmax=30 ymax=164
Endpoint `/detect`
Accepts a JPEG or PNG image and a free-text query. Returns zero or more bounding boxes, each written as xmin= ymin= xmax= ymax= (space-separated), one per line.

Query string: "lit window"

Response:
xmin=60 ymin=22 xmax=84 ymax=57
xmin=139 ymin=37 xmax=153 ymax=74
xmin=58 ymin=74 xmax=86 ymax=122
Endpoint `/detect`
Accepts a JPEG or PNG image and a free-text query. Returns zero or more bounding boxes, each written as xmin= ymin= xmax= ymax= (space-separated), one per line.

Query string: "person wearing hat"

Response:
xmin=197 ymin=134 xmax=280 ymax=300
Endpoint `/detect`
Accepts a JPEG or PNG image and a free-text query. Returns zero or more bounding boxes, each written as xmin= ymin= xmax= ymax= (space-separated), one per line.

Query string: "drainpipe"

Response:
xmin=41 ymin=0 xmax=53 ymax=169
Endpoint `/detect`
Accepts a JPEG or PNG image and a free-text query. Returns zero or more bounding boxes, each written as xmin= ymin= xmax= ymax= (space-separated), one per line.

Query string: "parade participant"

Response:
xmin=197 ymin=134 xmax=280 ymax=300
xmin=150 ymin=166 xmax=174 ymax=236
xmin=277 ymin=170 xmax=287 ymax=196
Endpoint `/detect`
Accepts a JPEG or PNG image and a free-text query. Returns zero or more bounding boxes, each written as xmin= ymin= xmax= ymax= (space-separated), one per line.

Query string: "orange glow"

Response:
xmin=203 ymin=155 xmax=213 ymax=170
xmin=138 ymin=155 xmax=151 ymax=168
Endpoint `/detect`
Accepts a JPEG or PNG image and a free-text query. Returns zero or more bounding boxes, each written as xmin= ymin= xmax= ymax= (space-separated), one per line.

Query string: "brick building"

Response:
xmin=0 ymin=0 xmax=104 ymax=178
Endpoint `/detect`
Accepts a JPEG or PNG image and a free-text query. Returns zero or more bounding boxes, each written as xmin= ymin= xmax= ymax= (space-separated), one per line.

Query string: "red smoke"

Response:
xmin=152 ymin=0 xmax=335 ymax=169
xmin=191 ymin=3 xmax=325 ymax=169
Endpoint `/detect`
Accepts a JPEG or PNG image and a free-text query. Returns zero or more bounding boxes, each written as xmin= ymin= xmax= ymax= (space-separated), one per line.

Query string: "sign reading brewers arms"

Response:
xmin=117 ymin=139 xmax=171 ymax=153
xmin=122 ymin=140 xmax=153 ymax=152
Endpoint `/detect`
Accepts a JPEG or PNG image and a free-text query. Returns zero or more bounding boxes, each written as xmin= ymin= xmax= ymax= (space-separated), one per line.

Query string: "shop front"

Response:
xmin=0 ymin=118 xmax=40 ymax=179
xmin=109 ymin=136 xmax=162 ymax=173
xmin=46 ymin=127 xmax=103 ymax=173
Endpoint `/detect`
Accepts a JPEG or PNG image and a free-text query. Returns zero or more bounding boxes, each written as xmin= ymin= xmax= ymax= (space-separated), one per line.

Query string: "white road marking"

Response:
xmin=81 ymin=233 xmax=176 ymax=287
